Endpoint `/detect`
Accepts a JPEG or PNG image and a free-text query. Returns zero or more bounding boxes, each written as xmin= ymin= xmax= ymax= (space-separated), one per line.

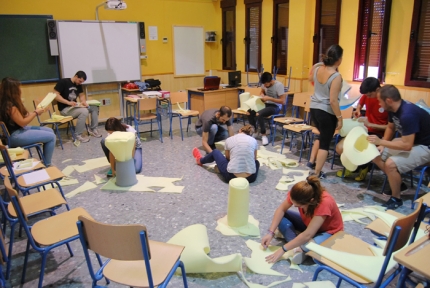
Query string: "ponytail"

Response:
xmin=290 ymin=175 xmax=324 ymax=217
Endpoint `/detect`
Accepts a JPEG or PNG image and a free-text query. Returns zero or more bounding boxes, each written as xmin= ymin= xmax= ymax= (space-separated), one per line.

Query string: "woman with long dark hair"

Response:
xmin=0 ymin=77 xmax=56 ymax=166
xmin=262 ymin=175 xmax=343 ymax=264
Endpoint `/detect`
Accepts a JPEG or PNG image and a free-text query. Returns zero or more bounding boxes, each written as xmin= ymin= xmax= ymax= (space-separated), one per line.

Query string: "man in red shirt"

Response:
xmin=336 ymin=77 xmax=388 ymax=180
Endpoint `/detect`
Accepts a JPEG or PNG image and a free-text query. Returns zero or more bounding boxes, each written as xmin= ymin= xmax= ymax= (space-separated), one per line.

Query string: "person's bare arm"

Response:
xmin=227 ymin=125 xmax=234 ymax=137
xmin=79 ymin=93 xmax=88 ymax=107
xmin=261 ymin=199 xmax=293 ymax=249
xmin=54 ymin=90 xmax=76 ymax=107
xmin=368 ymin=133 xmax=415 ymax=151
xmin=262 ymin=93 xmax=286 ymax=105
xmin=10 ymin=106 xmax=45 ymax=127
xmin=202 ymin=131 xmax=212 ymax=153
xmin=329 ymin=76 xmax=342 ymax=129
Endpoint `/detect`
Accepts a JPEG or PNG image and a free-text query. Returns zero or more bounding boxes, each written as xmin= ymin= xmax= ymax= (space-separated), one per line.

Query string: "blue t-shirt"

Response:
xmin=389 ymin=100 xmax=430 ymax=145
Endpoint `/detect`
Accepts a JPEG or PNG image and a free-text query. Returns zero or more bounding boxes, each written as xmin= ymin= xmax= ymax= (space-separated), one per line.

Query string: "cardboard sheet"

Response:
xmin=58 ymin=177 xmax=79 ymax=187
xmin=65 ymin=181 xmax=97 ymax=198
xmin=74 ymin=157 xmax=110 ymax=173
xmin=166 ymin=224 xmax=243 ymax=273
xmin=216 ymin=215 xmax=260 ymax=236
xmin=93 ymin=174 xmax=107 ymax=184
xmin=239 ymin=271 xmax=291 ymax=288
xmin=62 ymin=165 xmax=76 ymax=177
xmin=244 ymin=240 xmax=288 ymax=276
xmin=257 ymin=147 xmax=299 ymax=171
xmin=37 ymin=92 xmax=57 ymax=109
xmin=101 ymin=175 xmax=184 ymax=193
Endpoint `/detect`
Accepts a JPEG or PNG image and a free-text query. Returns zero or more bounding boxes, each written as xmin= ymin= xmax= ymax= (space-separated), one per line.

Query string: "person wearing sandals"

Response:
xmin=262 ymin=175 xmax=343 ymax=264
xmin=101 ymin=117 xmax=142 ymax=177
xmin=192 ymin=124 xmax=260 ymax=183
xmin=335 ymin=77 xmax=388 ymax=181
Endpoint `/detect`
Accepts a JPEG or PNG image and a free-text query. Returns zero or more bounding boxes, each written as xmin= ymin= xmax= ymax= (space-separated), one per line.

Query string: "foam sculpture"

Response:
xmin=37 ymin=92 xmax=57 ymax=109
xmin=339 ymin=119 xmax=366 ymax=137
xmin=237 ymin=92 xmax=252 ymax=111
xmin=243 ymin=95 xmax=265 ymax=112
xmin=341 ymin=126 xmax=379 ymax=169
xmin=104 ymin=131 xmax=137 ymax=187
xmin=216 ymin=178 xmax=259 ymax=236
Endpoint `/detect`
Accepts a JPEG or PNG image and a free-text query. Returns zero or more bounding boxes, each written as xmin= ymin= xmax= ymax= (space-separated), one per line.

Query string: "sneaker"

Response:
xmin=336 ymin=169 xmax=353 ymax=178
xmin=382 ymin=196 xmax=403 ymax=210
xmin=355 ymin=166 xmax=369 ymax=181
xmin=291 ymin=251 xmax=307 ymax=265
xmin=107 ymin=168 xmax=113 ymax=177
xmin=75 ymin=134 xmax=90 ymax=143
xmin=262 ymin=135 xmax=269 ymax=146
xmin=192 ymin=147 xmax=202 ymax=166
xmin=89 ymin=128 xmax=102 ymax=138
xmin=383 ymin=182 xmax=408 ymax=196
xmin=306 ymin=162 xmax=316 ymax=169
xmin=319 ymin=171 xmax=326 ymax=179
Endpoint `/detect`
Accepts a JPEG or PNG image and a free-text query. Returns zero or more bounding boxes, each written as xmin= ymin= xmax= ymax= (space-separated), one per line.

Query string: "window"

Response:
xmin=245 ymin=0 xmax=262 ymax=72
xmin=272 ymin=0 xmax=289 ymax=75
xmin=312 ymin=0 xmax=341 ymax=64
xmin=221 ymin=0 xmax=236 ymax=70
xmin=353 ymin=0 xmax=392 ymax=81
xmin=405 ymin=0 xmax=430 ymax=87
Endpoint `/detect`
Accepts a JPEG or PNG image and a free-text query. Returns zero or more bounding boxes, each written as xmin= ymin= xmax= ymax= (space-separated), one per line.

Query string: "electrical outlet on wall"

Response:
xmin=101 ymin=98 xmax=112 ymax=106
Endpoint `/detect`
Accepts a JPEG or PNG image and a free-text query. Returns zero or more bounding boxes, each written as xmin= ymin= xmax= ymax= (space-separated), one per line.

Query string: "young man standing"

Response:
xmin=247 ymin=72 xmax=286 ymax=146
xmin=54 ymin=71 xmax=102 ymax=143
xmin=368 ymin=85 xmax=430 ymax=209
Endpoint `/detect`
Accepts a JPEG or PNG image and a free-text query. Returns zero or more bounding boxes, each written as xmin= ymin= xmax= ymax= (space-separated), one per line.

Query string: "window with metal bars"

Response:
xmin=353 ymin=0 xmax=392 ymax=82
xmin=405 ymin=0 xmax=430 ymax=87
xmin=221 ymin=0 xmax=236 ymax=70
xmin=245 ymin=0 xmax=262 ymax=72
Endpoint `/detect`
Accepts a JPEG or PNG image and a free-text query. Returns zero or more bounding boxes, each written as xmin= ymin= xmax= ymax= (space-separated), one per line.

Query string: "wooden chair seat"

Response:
xmin=283 ymin=124 xmax=313 ymax=133
xmin=176 ymin=110 xmax=199 ymax=117
xmin=231 ymin=109 xmax=248 ymax=115
xmin=306 ymin=231 xmax=373 ymax=284
xmin=32 ymin=207 xmax=92 ymax=246
xmin=7 ymin=188 xmax=66 ymax=218
xmin=0 ymin=159 xmax=45 ymax=177
xmin=17 ymin=166 xmax=65 ymax=187
xmin=274 ymin=117 xmax=304 ymax=124
xmin=0 ymin=150 xmax=29 ymax=164
xmin=40 ymin=116 xmax=74 ymax=125
xmin=138 ymin=113 xmax=158 ymax=121
xmin=103 ymin=240 xmax=184 ymax=287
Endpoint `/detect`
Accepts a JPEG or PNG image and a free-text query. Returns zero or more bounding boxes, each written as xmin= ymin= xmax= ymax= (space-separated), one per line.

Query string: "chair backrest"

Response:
xmin=138 ymin=97 xmax=157 ymax=111
xmin=0 ymin=144 xmax=19 ymax=185
xmin=0 ymin=229 xmax=7 ymax=265
xmin=3 ymin=177 xmax=29 ymax=222
xmin=169 ymin=92 xmax=188 ymax=104
xmin=384 ymin=198 xmax=423 ymax=255
xmin=0 ymin=122 xmax=11 ymax=146
xmin=77 ymin=215 xmax=150 ymax=261
xmin=292 ymin=92 xmax=312 ymax=108
xmin=33 ymin=99 xmax=52 ymax=123
xmin=244 ymin=87 xmax=262 ymax=96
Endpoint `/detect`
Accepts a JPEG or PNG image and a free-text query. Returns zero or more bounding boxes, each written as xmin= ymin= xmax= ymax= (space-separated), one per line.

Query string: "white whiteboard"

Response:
xmin=173 ymin=26 xmax=204 ymax=76
xmin=57 ymin=21 xmax=141 ymax=84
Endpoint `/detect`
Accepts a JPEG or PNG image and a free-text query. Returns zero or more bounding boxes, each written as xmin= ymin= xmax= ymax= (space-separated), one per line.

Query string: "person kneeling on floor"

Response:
xmin=101 ymin=117 xmax=142 ymax=177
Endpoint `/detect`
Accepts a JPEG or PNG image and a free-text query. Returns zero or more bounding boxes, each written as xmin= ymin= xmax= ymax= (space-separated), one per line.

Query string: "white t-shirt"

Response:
xmin=225 ymin=133 xmax=258 ymax=174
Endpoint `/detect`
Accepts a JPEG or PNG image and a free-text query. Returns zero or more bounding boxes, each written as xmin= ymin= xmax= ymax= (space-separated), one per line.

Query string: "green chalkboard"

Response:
xmin=0 ymin=15 xmax=60 ymax=83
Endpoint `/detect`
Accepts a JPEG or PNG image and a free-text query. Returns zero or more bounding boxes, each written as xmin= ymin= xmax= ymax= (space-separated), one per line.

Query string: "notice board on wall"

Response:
xmin=173 ymin=26 xmax=205 ymax=77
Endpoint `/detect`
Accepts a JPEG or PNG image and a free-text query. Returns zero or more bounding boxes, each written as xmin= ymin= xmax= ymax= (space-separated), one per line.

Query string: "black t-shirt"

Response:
xmin=54 ymin=78 xmax=83 ymax=111
xmin=195 ymin=108 xmax=232 ymax=132
xmin=388 ymin=100 xmax=430 ymax=145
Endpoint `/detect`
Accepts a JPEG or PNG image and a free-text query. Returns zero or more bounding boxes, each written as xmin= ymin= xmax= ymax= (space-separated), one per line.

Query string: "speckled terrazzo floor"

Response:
xmin=2 ymin=116 xmax=426 ymax=288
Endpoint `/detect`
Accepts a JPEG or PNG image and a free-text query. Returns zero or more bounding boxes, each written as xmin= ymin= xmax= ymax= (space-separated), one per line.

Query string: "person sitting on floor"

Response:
xmin=0 ymin=77 xmax=56 ymax=166
xmin=247 ymin=72 xmax=287 ymax=146
xmin=195 ymin=106 xmax=234 ymax=153
xmin=335 ymin=77 xmax=388 ymax=181
xmin=262 ymin=175 xmax=343 ymax=264
xmin=367 ymin=85 xmax=430 ymax=210
xmin=192 ymin=124 xmax=260 ymax=183
xmin=101 ymin=117 xmax=142 ymax=177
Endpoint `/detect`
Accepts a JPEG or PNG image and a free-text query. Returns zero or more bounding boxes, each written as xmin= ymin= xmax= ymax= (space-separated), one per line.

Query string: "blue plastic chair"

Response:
xmin=0 ymin=229 xmax=9 ymax=287
xmin=310 ymin=199 xmax=427 ymax=288
xmin=7 ymin=183 xmax=91 ymax=288
xmin=77 ymin=215 xmax=188 ymax=288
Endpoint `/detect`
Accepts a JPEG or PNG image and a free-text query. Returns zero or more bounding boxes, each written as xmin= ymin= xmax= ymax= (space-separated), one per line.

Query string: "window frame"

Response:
xmin=221 ymin=0 xmax=237 ymax=70
xmin=272 ymin=0 xmax=289 ymax=75
xmin=405 ymin=0 xmax=430 ymax=87
xmin=244 ymin=0 xmax=262 ymax=73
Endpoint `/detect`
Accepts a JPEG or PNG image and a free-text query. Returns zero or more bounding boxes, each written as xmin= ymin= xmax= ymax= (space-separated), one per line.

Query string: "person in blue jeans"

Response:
xmin=101 ymin=117 xmax=142 ymax=177
xmin=195 ymin=106 xmax=234 ymax=153
xmin=262 ymin=175 xmax=343 ymax=265
xmin=0 ymin=77 xmax=56 ymax=166
xmin=192 ymin=125 xmax=260 ymax=183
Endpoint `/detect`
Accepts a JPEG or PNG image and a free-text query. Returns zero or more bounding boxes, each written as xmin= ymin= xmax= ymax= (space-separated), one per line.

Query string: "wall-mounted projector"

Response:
xmin=104 ymin=1 xmax=127 ymax=10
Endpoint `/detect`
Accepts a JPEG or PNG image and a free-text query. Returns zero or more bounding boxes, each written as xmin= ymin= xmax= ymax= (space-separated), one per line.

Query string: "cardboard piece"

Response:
xmin=244 ymin=240 xmax=288 ymax=276
xmin=62 ymin=165 xmax=76 ymax=177
xmin=58 ymin=177 xmax=79 ymax=187
xmin=37 ymin=92 xmax=57 ymax=109
xmin=93 ymin=174 xmax=107 ymax=185
xmin=65 ymin=181 xmax=97 ymax=198
xmin=74 ymin=157 xmax=110 ymax=173
xmin=342 ymin=126 xmax=379 ymax=167
xmin=166 ymin=224 xmax=242 ymax=273
xmin=101 ymin=175 xmax=184 ymax=193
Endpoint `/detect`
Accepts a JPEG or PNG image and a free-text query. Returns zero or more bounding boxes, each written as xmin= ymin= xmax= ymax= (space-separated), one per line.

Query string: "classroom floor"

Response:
xmin=3 ymin=116 xmax=425 ymax=288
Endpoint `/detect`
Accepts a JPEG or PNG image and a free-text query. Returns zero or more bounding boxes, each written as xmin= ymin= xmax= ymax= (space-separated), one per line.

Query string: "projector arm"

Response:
xmin=95 ymin=1 xmax=107 ymax=21
xmin=95 ymin=1 xmax=126 ymax=20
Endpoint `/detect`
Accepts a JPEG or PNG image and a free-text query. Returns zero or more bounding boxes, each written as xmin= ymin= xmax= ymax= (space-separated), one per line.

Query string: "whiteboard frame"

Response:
xmin=173 ymin=25 xmax=205 ymax=77
xmin=56 ymin=20 xmax=141 ymax=84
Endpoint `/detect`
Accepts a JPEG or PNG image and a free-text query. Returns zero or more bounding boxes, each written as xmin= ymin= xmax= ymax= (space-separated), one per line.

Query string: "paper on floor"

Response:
xmin=239 ymin=271 xmax=291 ymax=288
xmin=101 ymin=175 xmax=184 ymax=193
xmin=74 ymin=157 xmax=109 ymax=173
xmin=65 ymin=181 xmax=98 ymax=198
xmin=216 ymin=215 xmax=260 ymax=237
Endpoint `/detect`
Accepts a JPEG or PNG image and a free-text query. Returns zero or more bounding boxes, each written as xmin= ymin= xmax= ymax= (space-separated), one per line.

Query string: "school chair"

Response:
xmin=0 ymin=121 xmax=46 ymax=164
xmin=8 ymin=182 xmax=91 ymax=288
xmin=0 ymin=229 xmax=8 ymax=287
xmin=33 ymin=99 xmax=76 ymax=149
xmin=133 ymin=97 xmax=163 ymax=143
xmin=0 ymin=177 xmax=69 ymax=280
xmin=308 ymin=199 xmax=426 ymax=288
xmin=0 ymin=144 xmax=65 ymax=196
xmin=51 ymin=100 xmax=89 ymax=138
xmin=168 ymin=91 xmax=199 ymax=141
xmin=232 ymin=87 xmax=262 ymax=125
xmin=76 ymin=215 xmax=189 ymax=288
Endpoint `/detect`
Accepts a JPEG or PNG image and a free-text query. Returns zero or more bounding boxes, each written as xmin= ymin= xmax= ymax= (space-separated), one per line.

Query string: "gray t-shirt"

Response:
xmin=262 ymin=80 xmax=284 ymax=110
xmin=225 ymin=133 xmax=258 ymax=174
xmin=310 ymin=67 xmax=341 ymax=115
xmin=195 ymin=108 xmax=232 ymax=132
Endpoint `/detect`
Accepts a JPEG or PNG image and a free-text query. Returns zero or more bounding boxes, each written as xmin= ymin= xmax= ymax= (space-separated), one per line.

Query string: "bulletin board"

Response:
xmin=173 ymin=26 xmax=205 ymax=77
